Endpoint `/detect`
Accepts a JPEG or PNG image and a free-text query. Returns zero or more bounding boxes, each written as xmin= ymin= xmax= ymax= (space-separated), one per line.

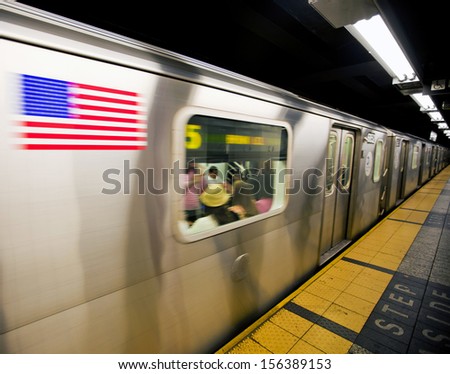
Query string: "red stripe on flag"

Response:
xmin=72 ymin=83 xmax=138 ymax=97
xmin=74 ymin=114 xmax=139 ymax=123
xmin=73 ymin=103 xmax=139 ymax=115
xmin=24 ymin=121 xmax=146 ymax=133
xmin=24 ymin=132 xmax=147 ymax=142
xmin=22 ymin=144 xmax=146 ymax=150
xmin=74 ymin=93 xmax=138 ymax=106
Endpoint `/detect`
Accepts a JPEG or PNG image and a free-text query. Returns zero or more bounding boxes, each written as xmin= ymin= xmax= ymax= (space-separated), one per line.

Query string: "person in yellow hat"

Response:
xmin=189 ymin=183 xmax=238 ymax=233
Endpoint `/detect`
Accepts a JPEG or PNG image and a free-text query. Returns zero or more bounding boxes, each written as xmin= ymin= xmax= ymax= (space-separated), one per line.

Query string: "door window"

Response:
xmin=373 ymin=139 xmax=384 ymax=182
xmin=340 ymin=135 xmax=354 ymax=189
xmin=325 ymin=132 xmax=338 ymax=195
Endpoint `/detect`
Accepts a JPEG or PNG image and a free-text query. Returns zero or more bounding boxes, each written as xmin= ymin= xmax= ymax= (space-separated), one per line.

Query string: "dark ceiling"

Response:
xmin=18 ymin=0 xmax=450 ymax=146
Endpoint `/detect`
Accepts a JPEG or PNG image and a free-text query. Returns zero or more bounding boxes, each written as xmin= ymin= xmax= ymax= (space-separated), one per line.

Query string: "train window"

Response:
xmin=373 ymin=139 xmax=384 ymax=182
xmin=177 ymin=113 xmax=289 ymax=240
xmin=326 ymin=132 xmax=338 ymax=195
xmin=340 ymin=135 xmax=354 ymax=189
xmin=412 ymin=144 xmax=420 ymax=169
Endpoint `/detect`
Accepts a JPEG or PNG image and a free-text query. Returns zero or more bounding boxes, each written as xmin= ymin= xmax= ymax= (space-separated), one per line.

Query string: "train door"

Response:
xmin=437 ymin=147 xmax=443 ymax=172
xmin=418 ymin=143 xmax=426 ymax=185
xmin=422 ymin=144 xmax=432 ymax=183
xmin=378 ymin=139 xmax=389 ymax=215
xmin=431 ymin=146 xmax=437 ymax=176
xmin=320 ymin=127 xmax=355 ymax=256
xmin=396 ymin=140 xmax=408 ymax=202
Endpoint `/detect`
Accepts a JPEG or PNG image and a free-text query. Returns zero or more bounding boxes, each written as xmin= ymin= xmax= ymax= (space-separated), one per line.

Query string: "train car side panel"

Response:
xmin=347 ymin=126 xmax=388 ymax=238
xmin=0 ymin=34 xmax=330 ymax=353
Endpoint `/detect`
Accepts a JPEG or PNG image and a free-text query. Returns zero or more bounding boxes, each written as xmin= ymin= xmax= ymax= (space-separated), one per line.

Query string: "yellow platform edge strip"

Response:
xmin=216 ymin=166 xmax=450 ymax=354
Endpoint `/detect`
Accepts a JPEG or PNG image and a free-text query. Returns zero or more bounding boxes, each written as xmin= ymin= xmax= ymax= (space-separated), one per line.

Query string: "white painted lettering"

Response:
xmin=422 ymin=329 xmax=450 ymax=347
xmin=432 ymin=289 xmax=450 ymax=301
xmin=381 ymin=303 xmax=409 ymax=319
xmin=375 ymin=319 xmax=404 ymax=336
xmin=429 ymin=301 xmax=450 ymax=314
xmin=394 ymin=284 xmax=417 ymax=296
xmin=426 ymin=314 xmax=450 ymax=327
xmin=389 ymin=292 xmax=414 ymax=307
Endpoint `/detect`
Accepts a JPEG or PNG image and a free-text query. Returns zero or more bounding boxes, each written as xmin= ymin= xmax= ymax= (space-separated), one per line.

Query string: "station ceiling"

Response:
xmin=18 ymin=0 xmax=450 ymax=146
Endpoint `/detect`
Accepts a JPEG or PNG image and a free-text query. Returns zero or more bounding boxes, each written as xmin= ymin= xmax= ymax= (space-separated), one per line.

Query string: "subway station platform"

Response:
xmin=217 ymin=166 xmax=450 ymax=354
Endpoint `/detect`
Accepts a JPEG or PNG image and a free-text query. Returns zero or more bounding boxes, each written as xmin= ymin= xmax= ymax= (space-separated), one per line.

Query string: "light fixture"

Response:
xmin=346 ymin=15 xmax=416 ymax=82
xmin=410 ymin=93 xmax=436 ymax=111
xmin=319 ymin=7 xmax=450 ymax=143
xmin=428 ymin=112 xmax=444 ymax=122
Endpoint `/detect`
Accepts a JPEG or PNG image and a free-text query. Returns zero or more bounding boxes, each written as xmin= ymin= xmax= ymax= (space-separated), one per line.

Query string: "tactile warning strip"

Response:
xmin=217 ymin=166 xmax=450 ymax=354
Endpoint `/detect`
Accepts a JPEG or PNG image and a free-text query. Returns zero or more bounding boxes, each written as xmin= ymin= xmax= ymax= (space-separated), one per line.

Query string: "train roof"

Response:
xmin=0 ymin=2 xmax=438 ymax=140
xmin=0 ymin=1 xmax=408 ymax=135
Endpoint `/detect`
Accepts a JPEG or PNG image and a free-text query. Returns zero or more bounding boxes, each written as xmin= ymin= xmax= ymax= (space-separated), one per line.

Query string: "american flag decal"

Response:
xmin=17 ymin=74 xmax=147 ymax=150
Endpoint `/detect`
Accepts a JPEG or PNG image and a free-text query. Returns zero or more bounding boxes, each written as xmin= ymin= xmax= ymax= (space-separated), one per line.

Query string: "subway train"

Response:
xmin=1 ymin=2 xmax=448 ymax=353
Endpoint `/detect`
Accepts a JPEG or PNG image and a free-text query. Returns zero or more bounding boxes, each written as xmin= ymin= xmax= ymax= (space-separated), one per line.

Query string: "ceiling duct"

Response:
xmin=308 ymin=0 xmax=378 ymax=28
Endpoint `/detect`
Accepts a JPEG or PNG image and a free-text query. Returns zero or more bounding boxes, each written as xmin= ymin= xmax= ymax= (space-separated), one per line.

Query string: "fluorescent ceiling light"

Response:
xmin=438 ymin=123 xmax=449 ymax=129
xmin=411 ymin=93 xmax=436 ymax=111
xmin=346 ymin=15 xmax=416 ymax=82
xmin=428 ymin=112 xmax=444 ymax=122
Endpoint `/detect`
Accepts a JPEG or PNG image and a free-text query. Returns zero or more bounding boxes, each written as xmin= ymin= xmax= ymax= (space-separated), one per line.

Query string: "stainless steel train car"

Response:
xmin=383 ymin=130 xmax=448 ymax=213
xmin=1 ymin=2 xmax=448 ymax=353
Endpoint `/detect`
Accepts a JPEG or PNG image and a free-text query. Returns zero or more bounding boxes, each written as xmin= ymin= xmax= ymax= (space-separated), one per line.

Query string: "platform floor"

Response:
xmin=217 ymin=166 xmax=450 ymax=354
